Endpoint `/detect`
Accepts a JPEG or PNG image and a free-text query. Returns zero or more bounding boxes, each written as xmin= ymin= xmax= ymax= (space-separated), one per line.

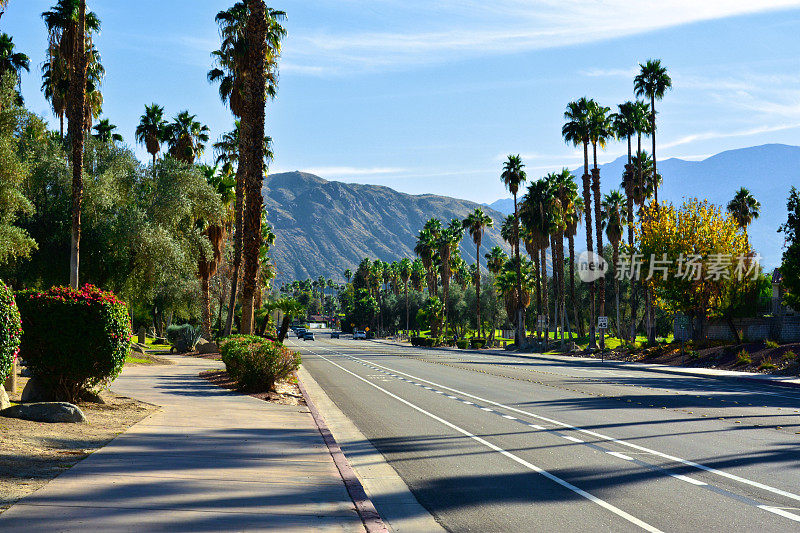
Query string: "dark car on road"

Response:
xmin=330 ymin=331 xmax=340 ymax=338
xmin=303 ymin=331 xmax=315 ymax=341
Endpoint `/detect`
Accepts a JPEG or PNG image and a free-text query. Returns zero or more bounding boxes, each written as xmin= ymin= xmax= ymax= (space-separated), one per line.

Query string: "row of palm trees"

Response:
xmin=495 ymin=60 xmax=672 ymax=348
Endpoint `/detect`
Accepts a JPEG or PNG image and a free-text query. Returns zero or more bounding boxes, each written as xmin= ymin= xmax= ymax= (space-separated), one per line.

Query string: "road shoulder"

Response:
xmin=298 ymin=364 xmax=446 ymax=533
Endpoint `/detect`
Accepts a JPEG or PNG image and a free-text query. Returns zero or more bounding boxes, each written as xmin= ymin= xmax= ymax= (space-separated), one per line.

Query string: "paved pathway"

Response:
xmin=0 ymin=355 xmax=365 ymax=532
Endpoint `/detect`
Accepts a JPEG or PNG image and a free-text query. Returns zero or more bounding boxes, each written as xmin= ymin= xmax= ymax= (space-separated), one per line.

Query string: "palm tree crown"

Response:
xmin=135 ymin=103 xmax=167 ymax=165
xmin=165 ymin=111 xmax=210 ymax=165
xmin=0 ymin=33 xmax=30 ymax=83
xmin=727 ymin=187 xmax=761 ymax=231
xmin=91 ymin=117 xmax=122 ymax=143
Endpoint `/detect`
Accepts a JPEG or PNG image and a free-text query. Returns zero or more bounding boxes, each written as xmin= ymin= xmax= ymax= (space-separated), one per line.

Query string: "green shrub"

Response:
xmin=410 ymin=336 xmax=426 ymax=346
xmin=456 ymin=339 xmax=469 ymax=349
xmin=470 ymin=338 xmax=486 ymax=349
xmin=782 ymin=350 xmax=797 ymax=361
xmin=765 ymin=340 xmax=780 ymax=349
xmin=220 ymin=335 xmax=300 ymax=392
xmin=735 ymin=349 xmax=751 ymax=366
xmin=16 ymin=284 xmax=131 ymax=401
xmin=166 ymin=323 xmax=201 ymax=353
xmin=0 ymin=279 xmax=22 ymax=382
xmin=758 ymin=357 xmax=777 ymax=371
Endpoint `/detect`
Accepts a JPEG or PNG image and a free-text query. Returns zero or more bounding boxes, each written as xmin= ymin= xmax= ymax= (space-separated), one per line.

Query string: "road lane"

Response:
xmin=290 ymin=337 xmax=800 ymax=531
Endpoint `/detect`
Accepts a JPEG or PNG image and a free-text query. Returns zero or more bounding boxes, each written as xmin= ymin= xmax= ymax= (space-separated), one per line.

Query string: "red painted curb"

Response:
xmin=295 ymin=372 xmax=389 ymax=533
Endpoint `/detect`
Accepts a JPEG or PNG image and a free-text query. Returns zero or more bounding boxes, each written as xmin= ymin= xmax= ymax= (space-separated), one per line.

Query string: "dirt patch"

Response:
xmin=0 ymin=374 xmax=158 ymax=512
xmin=572 ymin=341 xmax=800 ymax=375
xmin=199 ymin=370 xmax=305 ymax=406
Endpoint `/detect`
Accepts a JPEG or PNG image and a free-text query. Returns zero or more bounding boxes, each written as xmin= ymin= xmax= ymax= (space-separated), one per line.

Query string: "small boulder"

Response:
xmin=0 ymin=384 xmax=9 ymax=410
xmin=131 ymin=344 xmax=146 ymax=354
xmin=1 ymin=402 xmax=86 ymax=423
xmin=197 ymin=339 xmax=219 ymax=354
xmin=21 ymin=377 xmax=52 ymax=402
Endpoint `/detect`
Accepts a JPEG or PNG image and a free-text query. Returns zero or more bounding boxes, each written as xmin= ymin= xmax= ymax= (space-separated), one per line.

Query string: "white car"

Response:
xmin=353 ymin=330 xmax=366 ymax=340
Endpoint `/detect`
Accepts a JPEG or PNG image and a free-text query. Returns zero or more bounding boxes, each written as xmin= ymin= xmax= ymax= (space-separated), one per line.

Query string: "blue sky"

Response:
xmin=5 ymin=1 xmax=800 ymax=203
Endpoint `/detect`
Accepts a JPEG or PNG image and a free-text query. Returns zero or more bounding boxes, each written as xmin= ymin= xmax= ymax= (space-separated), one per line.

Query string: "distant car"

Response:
xmin=330 ymin=331 xmax=340 ymax=339
xmin=303 ymin=331 xmax=315 ymax=341
xmin=353 ymin=330 xmax=366 ymax=340
xmin=295 ymin=328 xmax=306 ymax=338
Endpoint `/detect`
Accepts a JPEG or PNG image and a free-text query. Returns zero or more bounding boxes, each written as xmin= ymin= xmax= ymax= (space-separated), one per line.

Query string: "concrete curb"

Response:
xmin=296 ymin=370 xmax=389 ymax=533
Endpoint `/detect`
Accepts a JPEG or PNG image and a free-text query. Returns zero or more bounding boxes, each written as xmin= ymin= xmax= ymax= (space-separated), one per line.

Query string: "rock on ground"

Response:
xmin=0 ymin=384 xmax=9 ymax=410
xmin=21 ymin=377 xmax=51 ymax=402
xmin=1 ymin=402 xmax=87 ymax=423
xmin=197 ymin=338 xmax=219 ymax=354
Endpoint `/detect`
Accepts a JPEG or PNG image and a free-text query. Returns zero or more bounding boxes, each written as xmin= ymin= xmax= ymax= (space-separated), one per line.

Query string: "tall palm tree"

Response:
xmin=414 ymin=226 xmax=437 ymax=295
xmin=398 ymin=258 xmax=412 ymax=335
xmin=0 ymin=33 xmax=29 ymax=104
xmin=551 ymin=169 xmax=578 ymax=342
xmin=588 ymin=100 xmax=614 ymax=349
xmin=164 ymin=111 xmax=209 ymax=165
xmin=634 ymin=59 xmax=672 ymax=206
xmin=601 ymin=190 xmax=626 ymax=341
xmin=437 ymin=219 xmax=463 ymax=331
xmin=344 ymin=268 xmax=353 ymax=284
xmin=210 ymin=1 xmax=285 ymax=335
xmin=462 ymin=208 xmax=493 ymax=339
xmin=500 ymin=214 xmax=518 ymax=255
xmin=727 ymin=187 xmax=761 ymax=248
xmin=563 ymin=98 xmax=597 ymax=347
xmin=197 ymin=164 xmax=234 ymax=339
xmin=410 ymin=259 xmax=425 ymax=293
xmin=42 ymin=0 xmax=101 ymax=139
xmin=564 ymin=195 xmax=584 ymax=337
xmin=135 ymin=103 xmax=167 ymax=167
xmin=501 ymin=154 xmax=527 ymax=346
xmin=91 ymin=117 xmax=121 ymax=143
xmin=485 ymin=246 xmax=507 ymax=276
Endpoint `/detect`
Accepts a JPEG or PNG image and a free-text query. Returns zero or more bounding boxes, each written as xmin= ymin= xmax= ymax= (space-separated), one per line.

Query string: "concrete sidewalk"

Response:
xmin=0 ymin=355 xmax=366 ymax=532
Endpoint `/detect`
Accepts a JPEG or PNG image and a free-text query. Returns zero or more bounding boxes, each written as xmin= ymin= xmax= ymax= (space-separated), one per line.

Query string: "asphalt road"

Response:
xmin=288 ymin=335 xmax=800 ymax=532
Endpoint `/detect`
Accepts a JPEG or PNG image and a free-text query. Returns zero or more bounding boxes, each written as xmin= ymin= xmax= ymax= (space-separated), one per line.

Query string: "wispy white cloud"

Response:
xmin=284 ymin=1 xmax=800 ymax=74
xmin=661 ymin=123 xmax=800 ymax=150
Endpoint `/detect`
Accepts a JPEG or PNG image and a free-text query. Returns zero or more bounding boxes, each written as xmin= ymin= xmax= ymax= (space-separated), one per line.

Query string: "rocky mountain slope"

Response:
xmin=263 ymin=171 xmax=510 ymax=282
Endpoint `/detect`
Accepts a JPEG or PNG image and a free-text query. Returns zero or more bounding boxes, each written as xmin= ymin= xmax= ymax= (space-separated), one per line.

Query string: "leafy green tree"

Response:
xmin=0 ymin=33 xmax=29 ymax=105
xmin=0 ymin=75 xmax=35 ymax=264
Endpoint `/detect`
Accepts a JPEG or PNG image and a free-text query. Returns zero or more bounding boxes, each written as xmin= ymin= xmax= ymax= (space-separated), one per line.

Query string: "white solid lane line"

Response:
xmin=758 ymin=506 xmax=800 ymax=523
xmin=332 ymin=349 xmax=800 ymax=507
xmin=607 ymin=452 xmax=634 ymax=461
xmin=311 ymin=351 xmax=663 ymax=533
xmin=563 ymin=436 xmax=584 ymax=443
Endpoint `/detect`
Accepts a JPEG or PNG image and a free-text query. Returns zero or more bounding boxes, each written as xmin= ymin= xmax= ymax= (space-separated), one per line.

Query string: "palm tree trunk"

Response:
xmin=591 ymin=150 xmax=605 ymax=350
xmin=60 ymin=113 xmax=64 ymax=138
xmin=224 ymin=162 xmax=245 ymax=335
xmin=405 ymin=281 xmax=409 ymax=337
xmin=476 ymin=241 xmax=482 ymax=339
xmin=201 ymin=275 xmax=212 ymax=340
xmin=558 ymin=232 xmax=566 ymax=345
xmin=533 ymin=251 xmax=541 ymax=341
xmin=612 ymin=243 xmax=621 ymax=342
xmin=540 ymin=246 xmax=548 ymax=343
xmin=513 ymin=194 xmax=525 ymax=346
xmin=568 ymin=234 xmax=578 ymax=340
xmin=68 ymin=1 xmax=87 ymax=289
xmin=582 ymin=141 xmax=597 ymax=349
xmin=651 ymin=96 xmax=658 ymax=207
xmin=239 ymin=0 xmax=268 ymax=334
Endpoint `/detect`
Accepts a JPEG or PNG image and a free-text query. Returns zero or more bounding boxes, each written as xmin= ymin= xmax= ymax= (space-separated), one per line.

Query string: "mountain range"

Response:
xmin=262 ymin=171 xmax=510 ymax=282
xmin=486 ymin=143 xmax=797 ymax=269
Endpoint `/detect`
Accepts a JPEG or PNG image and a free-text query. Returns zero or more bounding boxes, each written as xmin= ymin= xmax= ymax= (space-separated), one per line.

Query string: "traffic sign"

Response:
xmin=597 ymin=316 xmax=608 ymax=329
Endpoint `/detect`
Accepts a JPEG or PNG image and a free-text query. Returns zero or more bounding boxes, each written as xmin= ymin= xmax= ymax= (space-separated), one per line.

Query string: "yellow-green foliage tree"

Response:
xmin=637 ymin=198 xmax=757 ymax=341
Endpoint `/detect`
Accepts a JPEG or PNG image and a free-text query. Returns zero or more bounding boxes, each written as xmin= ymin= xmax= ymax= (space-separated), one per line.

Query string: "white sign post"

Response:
xmin=597 ymin=317 xmax=608 ymax=362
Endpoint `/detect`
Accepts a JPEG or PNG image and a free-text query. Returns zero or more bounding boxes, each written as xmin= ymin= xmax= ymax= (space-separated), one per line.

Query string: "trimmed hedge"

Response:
xmin=16 ymin=284 xmax=131 ymax=401
xmin=470 ymin=338 xmax=486 ymax=349
xmin=456 ymin=339 xmax=469 ymax=349
xmin=220 ymin=335 xmax=300 ymax=392
xmin=0 ymin=279 xmax=22 ymax=382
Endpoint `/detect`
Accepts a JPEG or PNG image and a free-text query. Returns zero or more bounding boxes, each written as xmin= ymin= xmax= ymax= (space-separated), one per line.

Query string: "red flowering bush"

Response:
xmin=0 ymin=279 xmax=22 ymax=383
xmin=16 ymin=284 xmax=132 ymax=401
